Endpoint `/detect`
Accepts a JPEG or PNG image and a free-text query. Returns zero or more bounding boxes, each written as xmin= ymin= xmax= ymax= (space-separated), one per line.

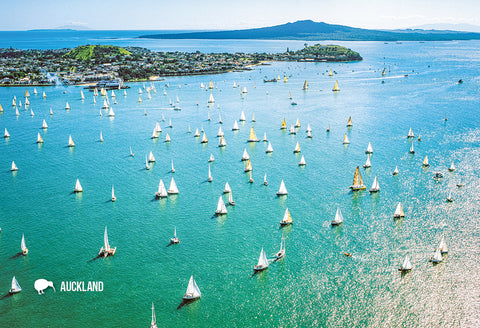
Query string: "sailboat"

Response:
xmin=50 ymin=108 xmax=53 ymax=115
xmin=346 ymin=116 xmax=353 ymax=127
xmin=100 ymin=131 xmax=104 ymax=142
xmin=241 ymin=149 xmax=250 ymax=161
xmin=232 ymin=120 xmax=240 ymax=131
xmin=201 ymin=133 xmax=208 ymax=144
xmin=169 ymin=119 xmax=172 ymax=128
xmin=446 ymin=191 xmax=453 ymax=202
xmin=242 ymin=86 xmax=247 ymax=94
xmin=289 ymin=92 xmax=292 ymax=100
xmin=183 ymin=276 xmax=201 ymax=300
xmin=107 ymin=107 xmax=115 ymax=117
xmin=280 ymin=208 xmax=293 ymax=226
xmin=407 ymin=127 xmax=415 ymax=138
xmin=350 ymin=167 xmax=366 ymax=190
xmin=138 ymin=96 xmax=142 ymax=103
xmin=393 ymin=202 xmax=405 ymax=218
xmin=277 ymin=179 xmax=288 ymax=196
xmin=208 ymin=165 xmax=213 ymax=182
xmin=307 ymin=130 xmax=313 ymax=138
xmin=263 ymin=132 xmax=268 ymax=142
xmin=11 ymin=161 xmax=18 ymax=171
xmin=293 ymin=142 xmax=301 ymax=153
xmin=223 ymin=182 xmax=232 ymax=193
xmin=217 ymin=126 xmax=224 ymax=137
xmin=43 ymin=91 xmax=47 ymax=98
xmin=148 ymin=151 xmax=155 ymax=162
xmin=15 ymin=107 xmax=19 ymax=116
xmin=429 ymin=246 xmax=443 ymax=263
xmin=331 ymin=208 xmax=344 ymax=226
xmin=298 ymin=155 xmax=306 ymax=166
xmin=170 ymin=227 xmax=180 ymax=244
xmin=363 ymin=156 xmax=371 ymax=168
xmin=365 ymin=142 xmax=373 ymax=154
xmin=145 ymin=156 xmax=150 ymax=170
xmin=4 ymin=128 xmax=10 ymax=138
xmin=439 ymin=235 xmax=448 ymax=253
xmin=68 ymin=135 xmax=75 ymax=147
xmin=168 ymin=177 xmax=179 ymax=194
xmin=332 ymin=81 xmax=340 ymax=92
xmin=155 ymin=179 xmax=168 ymax=198
xmin=36 ymin=132 xmax=44 ymax=143
xmin=302 ymin=80 xmax=308 ymax=90
xmin=99 ymin=226 xmax=116 ymax=257
xmin=289 ymin=124 xmax=296 ymax=135
xmin=150 ymin=303 xmax=158 ymax=328
xmin=398 ymin=255 xmax=412 ymax=272
xmin=171 ymin=160 xmax=175 ymax=173
xmin=218 ymin=113 xmax=223 ymax=124
xmin=165 ymin=133 xmax=171 ymax=142
xmin=247 ymin=127 xmax=259 ymax=142
xmin=448 ymin=162 xmax=456 ymax=172
xmin=244 ymin=159 xmax=253 ymax=172
xmin=228 ymin=191 xmax=235 ymax=205
xmin=25 ymin=89 xmax=30 ymax=97
xmin=129 ymin=147 xmax=134 ymax=157
xmin=215 ymin=196 xmax=227 ymax=215
xmin=9 ymin=276 xmax=22 ymax=294
xmin=30 ymin=109 xmax=34 ymax=117
xmin=382 ymin=68 xmax=386 ymax=76
xmin=102 ymin=99 xmax=109 ymax=109
xmin=409 ymin=144 xmax=415 ymax=154
xmin=252 ymin=112 xmax=256 ymax=122
xmin=254 ymin=248 xmax=269 ymax=272
xmin=12 ymin=98 xmax=16 ymax=107
xmin=264 ymin=173 xmax=268 ymax=186
xmin=239 ymin=111 xmax=246 ymax=121
xmin=194 ymin=128 xmax=200 ymax=137
xmin=280 ymin=118 xmax=287 ymax=130
xmin=65 ymin=102 xmax=70 ymax=110
xmin=74 ymin=179 xmax=83 ymax=193
xmin=41 ymin=119 xmax=48 ymax=129
xmin=369 ymin=176 xmax=380 ymax=193
xmin=393 ymin=165 xmax=399 ymax=175
xmin=329 ymin=69 xmax=333 ymax=77
xmin=151 ymin=127 xmax=158 ymax=139
xmin=111 ymin=185 xmax=116 ymax=202
xmin=218 ymin=136 xmax=226 ymax=147
xmin=275 ymin=234 xmax=286 ymax=259
xmin=124 ymin=90 xmax=127 ymax=96
xmin=21 ymin=234 xmax=28 ymax=255
xmin=208 ymin=93 xmax=215 ymax=103
xmin=343 ymin=134 xmax=350 ymax=144
xmin=208 ymin=154 xmax=215 ymax=162
xmin=423 ymin=155 xmax=430 ymax=167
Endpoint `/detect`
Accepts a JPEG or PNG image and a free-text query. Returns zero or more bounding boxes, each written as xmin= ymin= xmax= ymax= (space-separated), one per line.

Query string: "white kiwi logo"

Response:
xmin=34 ymin=279 xmax=55 ymax=295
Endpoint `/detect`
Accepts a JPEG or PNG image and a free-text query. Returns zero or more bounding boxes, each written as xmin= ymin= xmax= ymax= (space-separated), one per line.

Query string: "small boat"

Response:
xmin=201 ymin=133 xmax=208 ymax=143
xmin=171 ymin=160 xmax=175 ymax=173
xmin=263 ymin=132 xmax=268 ymax=142
xmin=25 ymin=89 xmax=30 ymax=97
xmin=155 ymin=179 xmax=168 ymax=198
xmin=183 ymin=276 xmax=201 ymax=301
xmin=244 ymin=159 xmax=253 ymax=172
xmin=107 ymin=108 xmax=115 ymax=117
xmin=9 ymin=276 xmax=22 ymax=294
xmin=393 ymin=202 xmax=405 ymax=218
xmin=280 ymin=118 xmax=287 ymax=130
xmin=331 ymin=208 xmax=344 ymax=226
xmin=365 ymin=142 xmax=373 ymax=154
xmin=99 ymin=226 xmax=116 ymax=257
xmin=43 ymin=91 xmax=47 ymax=98
xmin=275 ymin=235 xmax=286 ymax=259
xmin=456 ymin=182 xmax=465 ymax=188
xmin=289 ymin=124 xmax=296 ymax=135
xmin=11 ymin=161 xmax=18 ymax=171
xmin=264 ymin=173 xmax=268 ymax=186
xmin=302 ymin=80 xmax=308 ymax=90
xmin=247 ymin=127 xmax=259 ymax=142
xmin=228 ymin=191 xmax=235 ymax=206
xmin=30 ymin=109 xmax=34 ymax=116
xmin=241 ymin=149 xmax=250 ymax=161
xmin=446 ymin=191 xmax=453 ymax=202
xmin=194 ymin=128 xmax=200 ymax=137
xmin=68 ymin=135 xmax=75 ymax=147
xmin=188 ymin=125 xmax=192 ymax=134
xmin=398 ymin=255 xmax=413 ymax=272
xmin=409 ymin=144 xmax=415 ymax=154
xmin=218 ymin=136 xmax=227 ymax=147
xmin=346 ymin=116 xmax=352 ymax=127
xmin=151 ymin=128 xmax=158 ymax=139
xmin=233 ymin=82 xmax=237 ymax=88
xmin=74 ymin=179 xmax=83 ymax=193
xmin=36 ymin=132 xmax=44 ymax=143
xmin=65 ymin=102 xmax=70 ymax=110
xmin=208 ymin=166 xmax=213 ymax=182
xmin=277 ymin=179 xmax=288 ymax=196
xmin=138 ymin=96 xmax=142 ymax=103
xmin=332 ymin=81 xmax=340 ymax=92
xmin=12 ymin=98 xmax=16 ymax=107
xmin=15 ymin=107 xmax=19 ymax=116
xmin=363 ymin=156 xmax=371 ymax=168
xmin=50 ymin=108 xmax=53 ymax=115
xmin=168 ymin=119 xmax=172 ymax=128
xmin=21 ymin=234 xmax=28 ymax=255
xmin=41 ymin=119 xmax=48 ymax=129
xmin=254 ymin=248 xmax=269 ymax=272
xmin=103 ymin=99 xmax=109 ymax=109
xmin=343 ymin=252 xmax=352 ymax=257
xmin=145 ymin=156 xmax=150 ymax=170
xmin=429 ymin=246 xmax=443 ymax=263
xmin=111 ymin=185 xmax=116 ymax=202
xmin=170 ymin=227 xmax=179 ymax=244
xmin=439 ymin=235 xmax=448 ymax=253
xmin=369 ymin=176 xmax=380 ymax=193
xmin=223 ymin=182 xmax=232 ymax=193
xmin=218 ymin=114 xmax=223 ymax=124
xmin=293 ymin=142 xmax=301 ymax=153
xmin=433 ymin=172 xmax=443 ymax=180
xmin=124 ymin=90 xmax=127 ymax=96
xmin=4 ymin=128 xmax=10 ymax=138
xmin=307 ymin=130 xmax=313 ymax=138
xmin=298 ymin=155 xmax=306 ymax=166
xmin=217 ymin=126 xmax=224 ymax=137
xmin=215 ymin=196 xmax=227 ymax=215
xmin=139 ymin=88 xmax=143 ymax=94
xmin=343 ymin=134 xmax=350 ymax=144
xmin=100 ymin=131 xmax=104 ymax=142
xmin=382 ymin=68 xmax=386 ymax=76
xmin=165 ymin=133 xmax=171 ymax=142
xmin=265 ymin=142 xmax=274 ymax=153
xmin=417 ymin=134 xmax=422 ymax=142
xmin=241 ymin=86 xmax=247 ymax=94
xmin=148 ymin=151 xmax=155 ymax=162
xmin=208 ymin=93 xmax=215 ymax=103
xmin=280 ymin=208 xmax=293 ymax=226
xmin=350 ymin=167 xmax=366 ymax=190
xmin=252 ymin=112 xmax=256 ymax=122
xmin=168 ymin=177 xmax=179 ymax=194
xmin=328 ymin=69 xmax=333 ymax=77
xmin=249 ymin=171 xmax=254 ymax=183
xmin=448 ymin=162 xmax=455 ymax=172
xmin=150 ymin=303 xmax=158 ymax=328
xmin=240 ymin=111 xmax=246 ymax=121
xmin=111 ymin=90 xmax=116 ymax=98
xmin=393 ymin=165 xmax=399 ymax=175
xmin=232 ymin=121 xmax=240 ymax=131
xmin=423 ymin=155 xmax=430 ymax=167
xmin=208 ymin=154 xmax=215 ymax=162
xmin=407 ymin=127 xmax=415 ymax=138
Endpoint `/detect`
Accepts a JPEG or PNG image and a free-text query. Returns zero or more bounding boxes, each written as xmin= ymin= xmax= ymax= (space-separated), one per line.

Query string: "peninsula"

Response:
xmin=0 ymin=44 xmax=361 ymax=86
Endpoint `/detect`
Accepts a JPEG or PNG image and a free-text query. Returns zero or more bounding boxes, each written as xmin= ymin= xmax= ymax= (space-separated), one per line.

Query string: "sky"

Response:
xmin=1 ymin=0 xmax=480 ymax=31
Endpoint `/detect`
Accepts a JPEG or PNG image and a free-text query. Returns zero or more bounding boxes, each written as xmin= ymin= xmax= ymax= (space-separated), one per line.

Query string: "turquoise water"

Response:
xmin=1 ymin=40 xmax=480 ymax=327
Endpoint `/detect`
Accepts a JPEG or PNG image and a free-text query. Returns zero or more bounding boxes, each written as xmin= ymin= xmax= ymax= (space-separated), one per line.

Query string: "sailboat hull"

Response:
xmin=9 ymin=289 xmax=21 ymax=294
xmin=350 ymin=185 xmax=366 ymax=191
xmin=254 ymin=265 xmax=268 ymax=272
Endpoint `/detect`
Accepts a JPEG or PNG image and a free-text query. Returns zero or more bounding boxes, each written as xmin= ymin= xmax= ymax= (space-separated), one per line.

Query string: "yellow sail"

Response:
xmin=351 ymin=166 xmax=366 ymax=190
xmin=333 ymin=81 xmax=340 ymax=92
xmin=248 ymin=127 xmax=258 ymax=141
xmin=382 ymin=68 xmax=386 ymax=76
xmin=138 ymin=96 xmax=142 ymax=103
xmin=329 ymin=69 xmax=333 ymax=77
xmin=302 ymin=80 xmax=308 ymax=90
xmin=284 ymin=209 xmax=293 ymax=223
xmin=245 ymin=159 xmax=253 ymax=172
xmin=277 ymin=75 xmax=280 ymax=80
xmin=281 ymin=118 xmax=287 ymax=129
xmin=346 ymin=116 xmax=352 ymax=126
xmin=284 ymin=76 xmax=288 ymax=83
xmin=25 ymin=89 xmax=29 ymax=97
xmin=0 ymin=104 xmax=3 ymax=112
xmin=209 ymin=81 xmax=214 ymax=89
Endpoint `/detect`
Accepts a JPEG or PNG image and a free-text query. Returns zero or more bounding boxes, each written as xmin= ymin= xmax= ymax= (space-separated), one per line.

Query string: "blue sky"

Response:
xmin=1 ymin=0 xmax=479 ymax=30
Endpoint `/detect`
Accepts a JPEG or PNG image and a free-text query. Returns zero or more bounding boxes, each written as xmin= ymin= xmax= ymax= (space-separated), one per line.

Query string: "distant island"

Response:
xmin=139 ymin=19 xmax=480 ymax=41
xmin=0 ymin=44 xmax=361 ymax=86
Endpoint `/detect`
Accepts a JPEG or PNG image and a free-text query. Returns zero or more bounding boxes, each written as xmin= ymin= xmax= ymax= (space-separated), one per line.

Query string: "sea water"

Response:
xmin=0 ymin=39 xmax=480 ymax=327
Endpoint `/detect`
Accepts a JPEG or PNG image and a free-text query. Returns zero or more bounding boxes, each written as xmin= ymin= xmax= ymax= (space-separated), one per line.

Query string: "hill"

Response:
xmin=63 ymin=45 xmax=131 ymax=61
xmin=139 ymin=20 xmax=480 ymax=41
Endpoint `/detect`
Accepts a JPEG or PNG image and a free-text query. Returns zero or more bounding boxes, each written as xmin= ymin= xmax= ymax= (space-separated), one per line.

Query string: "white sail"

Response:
xmin=104 ymin=226 xmax=110 ymax=251
xmin=184 ymin=276 xmax=201 ymax=299
xmin=289 ymin=124 xmax=296 ymax=134
xmin=407 ymin=127 xmax=414 ymax=138
xmin=263 ymin=132 xmax=268 ymax=142
xmin=111 ymin=90 xmax=116 ymax=98
xmin=306 ymin=123 xmax=312 ymax=132
xmin=50 ymin=108 xmax=53 ymax=115
xmin=169 ymin=119 xmax=172 ymax=128
xmin=365 ymin=142 xmax=373 ymax=154
xmin=194 ymin=128 xmax=200 ymax=137
xmin=21 ymin=234 xmax=27 ymax=252
xmin=242 ymin=87 xmax=247 ymax=94
xmin=30 ymin=109 xmax=34 ymax=116
xmin=298 ymin=155 xmax=306 ymax=166
xmin=103 ymin=99 xmax=109 ymax=109
xmin=15 ymin=107 xmax=19 ymax=116
xmin=217 ymin=126 xmax=224 ymax=137
xmin=218 ymin=136 xmax=226 ymax=147
xmin=343 ymin=134 xmax=350 ymax=144
xmin=10 ymin=276 xmax=22 ymax=293
xmin=68 ymin=135 xmax=75 ymax=147
xmin=363 ymin=156 xmax=371 ymax=168
xmin=400 ymin=255 xmax=413 ymax=271
xmin=208 ymin=93 xmax=215 ymax=103
xmin=252 ymin=112 xmax=256 ymax=122
xmin=393 ymin=165 xmax=399 ymax=175
xmin=232 ymin=120 xmax=239 ymax=131
xmin=150 ymin=303 xmax=157 ymax=328
xmin=168 ymin=177 xmax=179 ymax=194
xmin=241 ymin=149 xmax=250 ymax=161
xmin=156 ymin=179 xmax=168 ymax=198
xmin=42 ymin=119 xmax=48 ymax=129
xmin=393 ymin=202 xmax=405 ymax=218
xmin=171 ymin=160 xmax=175 ymax=173
xmin=4 ymin=128 xmax=10 ymax=138
xmin=423 ymin=155 xmax=429 ymax=167
xmin=332 ymin=208 xmax=344 ymax=225
xmin=369 ymin=176 xmax=380 ymax=192
xmin=228 ymin=191 xmax=235 ymax=205
xmin=208 ymin=154 xmax=215 ymax=162
xmin=151 ymin=127 xmax=158 ymax=139
xmin=307 ymin=130 xmax=313 ymax=138
xmin=256 ymin=248 xmax=269 ymax=268
xmin=430 ymin=246 xmax=443 ymax=263
xmin=293 ymin=142 xmax=301 ymax=153
xmin=145 ymin=156 xmax=150 ymax=170
xmin=208 ymin=165 xmax=213 ymax=182
xmin=449 ymin=162 xmax=455 ymax=171
xmin=36 ymin=132 xmax=44 ymax=143
xmin=223 ymin=182 xmax=231 ymax=193
xmin=165 ymin=133 xmax=171 ymax=142
xmin=215 ymin=196 xmax=227 ymax=214
xmin=264 ymin=173 xmax=268 ymax=185
xmin=111 ymin=185 xmax=116 ymax=201
xmin=265 ymin=142 xmax=273 ymax=153
xmin=240 ymin=111 xmax=246 ymax=121
xmin=107 ymin=107 xmax=115 ymax=117
xmin=65 ymin=102 xmax=70 ymax=110
xmin=201 ymin=133 xmax=208 ymax=143
xmin=439 ymin=235 xmax=448 ymax=253
xmin=409 ymin=144 xmax=415 ymax=153
xmin=148 ymin=151 xmax=155 ymax=162
xmin=124 ymin=90 xmax=127 ymax=96
xmin=100 ymin=131 xmax=104 ymax=142
xmin=11 ymin=161 xmax=18 ymax=171
xmin=74 ymin=179 xmax=83 ymax=192
xmin=277 ymin=179 xmax=288 ymax=195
